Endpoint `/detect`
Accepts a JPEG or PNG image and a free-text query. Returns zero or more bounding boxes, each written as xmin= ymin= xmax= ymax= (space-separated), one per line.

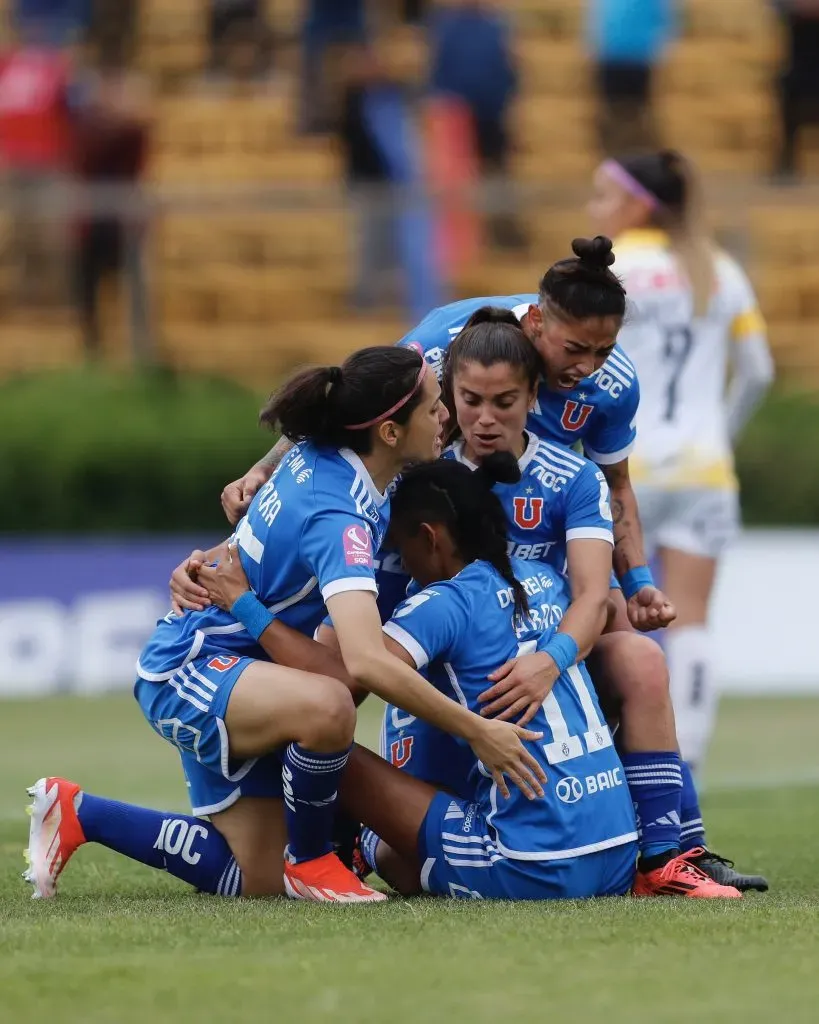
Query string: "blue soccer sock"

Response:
xmin=622 ymin=752 xmax=683 ymax=862
xmin=359 ymin=827 xmax=381 ymax=875
xmin=283 ymin=743 xmax=350 ymax=863
xmin=77 ymin=793 xmax=242 ymax=896
xmin=679 ymin=760 xmax=707 ymax=852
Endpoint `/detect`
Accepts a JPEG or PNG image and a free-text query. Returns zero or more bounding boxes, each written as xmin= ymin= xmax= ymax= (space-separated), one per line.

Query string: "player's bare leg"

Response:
xmin=339 ymin=744 xmax=438 ymax=895
xmin=224 ymin=664 xmax=386 ymax=902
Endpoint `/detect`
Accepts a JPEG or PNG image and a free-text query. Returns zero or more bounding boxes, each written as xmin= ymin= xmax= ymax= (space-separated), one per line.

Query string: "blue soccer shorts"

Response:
xmin=380 ymin=706 xmax=475 ymax=801
xmin=134 ymin=653 xmax=283 ymax=816
xmin=419 ymin=793 xmax=637 ymax=900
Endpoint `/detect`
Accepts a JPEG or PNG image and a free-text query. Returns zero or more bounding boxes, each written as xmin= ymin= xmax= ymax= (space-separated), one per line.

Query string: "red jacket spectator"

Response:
xmin=0 ymin=45 xmax=72 ymax=169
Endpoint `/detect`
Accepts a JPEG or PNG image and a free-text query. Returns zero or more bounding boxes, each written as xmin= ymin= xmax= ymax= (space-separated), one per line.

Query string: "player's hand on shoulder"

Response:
xmin=169 ymin=549 xmax=212 ymax=614
xmin=221 ymin=464 xmax=272 ymax=526
xmin=197 ymin=543 xmax=252 ymax=612
xmin=478 ymin=652 xmax=560 ymax=726
xmin=627 ymin=586 xmax=676 ymax=632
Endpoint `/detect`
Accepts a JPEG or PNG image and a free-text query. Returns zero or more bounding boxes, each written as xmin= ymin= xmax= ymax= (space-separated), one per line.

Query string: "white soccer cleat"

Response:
xmin=23 ymin=778 xmax=86 ymax=900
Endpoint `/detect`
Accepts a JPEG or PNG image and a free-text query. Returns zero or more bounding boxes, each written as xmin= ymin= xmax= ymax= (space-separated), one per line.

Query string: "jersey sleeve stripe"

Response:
xmin=540 ymin=441 xmax=585 ymax=469
xmin=382 ymin=621 xmax=430 ymax=669
xmin=532 ymin=452 xmax=580 ymax=478
xmin=583 ymin=440 xmax=635 ymax=466
xmin=731 ymin=308 xmax=766 ymax=340
xmin=565 ymin=527 xmax=614 ymax=544
xmin=321 ymin=577 xmax=379 ymax=601
xmin=235 ymin=519 xmax=264 ymax=564
xmin=606 ymin=349 xmax=635 ymax=379
xmin=600 ymin=358 xmax=632 ymax=390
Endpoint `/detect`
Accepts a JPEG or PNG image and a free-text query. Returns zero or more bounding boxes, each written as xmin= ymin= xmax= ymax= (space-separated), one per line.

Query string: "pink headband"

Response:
xmin=345 ymin=361 xmax=428 ymax=430
xmin=600 ymin=159 xmax=660 ymax=210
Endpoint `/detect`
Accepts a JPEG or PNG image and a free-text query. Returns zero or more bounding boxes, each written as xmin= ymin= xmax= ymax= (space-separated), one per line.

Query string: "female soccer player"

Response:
xmin=348 ymin=456 xmax=737 ymax=899
xmin=375 ymin=309 xmax=741 ymax=897
xmin=30 ymin=456 xmax=710 ymax=901
xmin=216 ymin=237 xmax=674 ymax=637
xmin=587 ymin=151 xmax=775 ymax=778
xmin=24 ymin=346 xmax=544 ymax=905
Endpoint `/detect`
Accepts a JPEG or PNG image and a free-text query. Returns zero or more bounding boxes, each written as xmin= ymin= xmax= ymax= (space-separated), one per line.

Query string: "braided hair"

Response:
xmin=390 ymin=451 xmax=529 ymax=620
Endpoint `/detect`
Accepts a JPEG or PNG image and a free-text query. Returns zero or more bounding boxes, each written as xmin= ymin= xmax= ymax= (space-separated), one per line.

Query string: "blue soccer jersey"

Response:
xmin=444 ymin=433 xmax=613 ymax=572
xmin=380 ymin=435 xmax=614 ymax=784
xmin=397 ymin=294 xmax=640 ymax=465
xmin=138 ymin=443 xmax=390 ymax=681
xmin=383 ymin=558 xmax=638 ymax=861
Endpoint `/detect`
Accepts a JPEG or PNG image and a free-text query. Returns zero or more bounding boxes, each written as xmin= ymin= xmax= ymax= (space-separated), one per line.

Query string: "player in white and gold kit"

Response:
xmin=588 ymin=150 xmax=774 ymax=774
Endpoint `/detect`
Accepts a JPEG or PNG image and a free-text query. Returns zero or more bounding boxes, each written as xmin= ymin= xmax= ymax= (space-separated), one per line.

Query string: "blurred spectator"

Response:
xmin=13 ymin=0 xmax=90 ymax=46
xmin=71 ymin=28 xmax=151 ymax=359
xmin=209 ymin=0 xmax=273 ymax=82
xmin=300 ymin=0 xmax=369 ymax=133
xmin=338 ymin=42 xmax=442 ymax=319
xmin=0 ymin=23 xmax=75 ymax=307
xmin=401 ymin=0 xmax=429 ymax=23
xmin=587 ymin=0 xmax=676 ymax=155
xmin=428 ymin=0 xmax=525 ymax=250
xmin=772 ymin=0 xmax=819 ymax=179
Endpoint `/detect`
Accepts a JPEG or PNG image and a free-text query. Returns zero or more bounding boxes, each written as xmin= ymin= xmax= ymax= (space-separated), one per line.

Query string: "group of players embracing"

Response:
xmin=25 ymin=152 xmax=772 ymax=904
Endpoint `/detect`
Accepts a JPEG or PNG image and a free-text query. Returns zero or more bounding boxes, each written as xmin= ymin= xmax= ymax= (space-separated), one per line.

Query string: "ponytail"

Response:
xmin=260 ymin=346 xmax=425 ymax=454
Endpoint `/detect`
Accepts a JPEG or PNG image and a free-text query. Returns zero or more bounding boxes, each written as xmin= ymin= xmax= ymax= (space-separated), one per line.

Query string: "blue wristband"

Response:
xmin=544 ymin=633 xmax=579 ymax=675
xmin=620 ymin=566 xmax=655 ymax=600
xmin=230 ymin=591 xmax=274 ymax=642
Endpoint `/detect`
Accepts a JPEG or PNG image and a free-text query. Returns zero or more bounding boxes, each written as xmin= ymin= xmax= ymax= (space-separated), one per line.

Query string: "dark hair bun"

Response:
xmin=572 ymin=236 xmax=616 ymax=269
xmin=476 ymin=450 xmax=521 ymax=488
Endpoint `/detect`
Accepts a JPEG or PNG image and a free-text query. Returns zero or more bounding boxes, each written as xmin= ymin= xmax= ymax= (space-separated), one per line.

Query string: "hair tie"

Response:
xmin=600 ymin=159 xmax=660 ymax=210
xmin=345 ymin=361 xmax=428 ymax=430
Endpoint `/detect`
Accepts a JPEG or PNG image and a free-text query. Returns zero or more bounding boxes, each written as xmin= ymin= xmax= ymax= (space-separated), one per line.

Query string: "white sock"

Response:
xmin=664 ymin=625 xmax=718 ymax=769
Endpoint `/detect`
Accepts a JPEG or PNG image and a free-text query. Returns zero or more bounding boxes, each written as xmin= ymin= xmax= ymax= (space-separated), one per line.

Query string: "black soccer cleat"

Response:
xmin=332 ymin=811 xmax=361 ymax=872
xmin=690 ymin=849 xmax=769 ymax=893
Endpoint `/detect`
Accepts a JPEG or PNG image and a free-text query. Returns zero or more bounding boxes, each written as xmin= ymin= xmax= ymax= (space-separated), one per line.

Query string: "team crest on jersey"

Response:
xmin=560 ymin=400 xmax=594 ymax=432
xmin=207 ymin=655 xmax=240 ymax=673
xmin=343 ymin=524 xmax=373 ymax=567
xmin=512 ymin=496 xmax=544 ymax=530
xmin=390 ymin=736 xmax=414 ymax=768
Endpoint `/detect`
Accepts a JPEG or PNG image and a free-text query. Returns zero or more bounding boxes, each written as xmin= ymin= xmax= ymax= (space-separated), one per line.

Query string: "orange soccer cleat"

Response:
xmin=23 ymin=777 xmax=87 ymax=899
xmin=633 ymin=847 xmax=742 ymax=899
xmin=283 ymin=848 xmax=388 ymax=903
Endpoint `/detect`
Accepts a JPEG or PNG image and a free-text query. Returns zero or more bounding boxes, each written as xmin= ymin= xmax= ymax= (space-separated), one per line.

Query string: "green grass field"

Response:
xmin=2 ymin=695 xmax=818 ymax=1023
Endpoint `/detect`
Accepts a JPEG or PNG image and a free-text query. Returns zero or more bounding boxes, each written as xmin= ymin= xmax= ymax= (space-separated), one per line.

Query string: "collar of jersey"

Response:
xmin=338 ymin=448 xmax=388 ymax=505
xmin=451 ymin=432 xmax=538 ymax=473
xmin=616 ymin=228 xmax=670 ymax=251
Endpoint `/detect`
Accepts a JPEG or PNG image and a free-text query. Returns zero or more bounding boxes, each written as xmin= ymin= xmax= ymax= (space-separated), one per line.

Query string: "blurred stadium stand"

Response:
xmin=2 ymin=0 xmax=819 ymax=386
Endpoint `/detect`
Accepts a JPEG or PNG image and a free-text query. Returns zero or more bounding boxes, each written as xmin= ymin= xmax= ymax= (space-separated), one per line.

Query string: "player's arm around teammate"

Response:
xmin=218 ymin=357 xmax=545 ymax=801
xmin=438 ymin=309 xmax=613 ymax=721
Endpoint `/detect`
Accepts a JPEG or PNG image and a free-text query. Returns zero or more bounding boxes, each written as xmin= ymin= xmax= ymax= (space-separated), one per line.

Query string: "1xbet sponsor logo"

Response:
xmin=555 ymin=768 xmax=623 ymax=804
